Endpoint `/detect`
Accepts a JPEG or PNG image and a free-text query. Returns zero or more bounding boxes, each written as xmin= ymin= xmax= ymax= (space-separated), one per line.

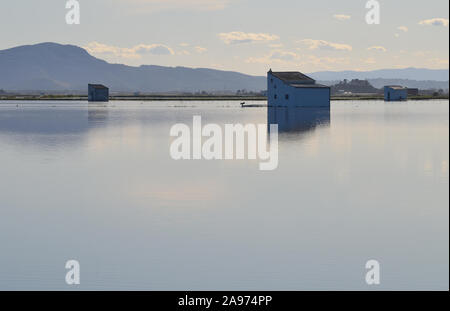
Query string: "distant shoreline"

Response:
xmin=0 ymin=95 xmax=448 ymax=101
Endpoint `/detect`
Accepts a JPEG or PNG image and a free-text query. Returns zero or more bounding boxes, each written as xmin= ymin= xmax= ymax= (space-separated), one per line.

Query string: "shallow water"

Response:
xmin=0 ymin=100 xmax=448 ymax=290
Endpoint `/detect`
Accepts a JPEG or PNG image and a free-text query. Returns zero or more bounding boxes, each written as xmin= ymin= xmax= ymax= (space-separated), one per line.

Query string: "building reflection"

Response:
xmin=0 ymin=105 xmax=112 ymax=148
xmin=0 ymin=106 xmax=112 ymax=134
xmin=0 ymin=107 xmax=88 ymax=135
xmin=88 ymin=105 xmax=109 ymax=124
xmin=268 ymin=106 xmax=330 ymax=135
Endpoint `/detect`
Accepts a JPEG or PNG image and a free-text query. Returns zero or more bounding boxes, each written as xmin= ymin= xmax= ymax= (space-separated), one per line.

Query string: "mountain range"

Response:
xmin=309 ymin=68 xmax=449 ymax=81
xmin=0 ymin=42 xmax=448 ymax=92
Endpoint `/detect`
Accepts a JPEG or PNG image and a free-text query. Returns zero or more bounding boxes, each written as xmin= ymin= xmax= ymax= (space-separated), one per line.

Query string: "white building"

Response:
xmin=267 ymin=70 xmax=330 ymax=107
xmin=384 ymin=86 xmax=408 ymax=101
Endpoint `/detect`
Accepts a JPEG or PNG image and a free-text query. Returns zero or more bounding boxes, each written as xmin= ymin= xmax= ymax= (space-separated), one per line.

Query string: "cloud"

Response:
xmin=367 ymin=46 xmax=387 ymax=52
xmin=333 ymin=14 xmax=351 ymax=21
xmin=218 ymin=31 xmax=279 ymax=44
xmin=194 ymin=46 xmax=208 ymax=53
xmin=246 ymin=50 xmax=300 ymax=65
xmin=427 ymin=58 xmax=449 ymax=66
xmin=413 ymin=50 xmax=432 ymax=57
xmin=84 ymin=42 xmax=138 ymax=59
xmin=84 ymin=42 xmax=174 ymax=59
xmin=269 ymin=43 xmax=284 ymax=48
xmin=177 ymin=50 xmax=191 ymax=56
xmin=419 ymin=18 xmax=449 ymax=27
xmin=397 ymin=26 xmax=408 ymax=32
xmin=210 ymin=63 xmax=226 ymax=69
xmin=298 ymin=39 xmax=352 ymax=51
xmin=269 ymin=50 xmax=299 ymax=61
xmin=306 ymin=55 xmax=350 ymax=68
xmin=134 ymin=44 xmax=175 ymax=55
xmin=364 ymin=57 xmax=376 ymax=64
xmin=246 ymin=50 xmax=349 ymax=70
xmin=116 ymin=0 xmax=231 ymax=11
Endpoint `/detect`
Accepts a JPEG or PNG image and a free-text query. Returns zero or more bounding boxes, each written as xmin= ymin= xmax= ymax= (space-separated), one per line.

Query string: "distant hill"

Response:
xmin=0 ymin=42 xmax=448 ymax=92
xmin=330 ymin=79 xmax=381 ymax=95
xmin=319 ymin=79 xmax=449 ymax=91
xmin=309 ymin=68 xmax=449 ymax=82
xmin=367 ymin=79 xmax=449 ymax=90
xmin=0 ymin=42 xmax=265 ymax=92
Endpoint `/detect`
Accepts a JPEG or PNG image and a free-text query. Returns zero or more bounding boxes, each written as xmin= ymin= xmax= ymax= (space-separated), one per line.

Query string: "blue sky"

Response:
xmin=0 ymin=0 xmax=448 ymax=75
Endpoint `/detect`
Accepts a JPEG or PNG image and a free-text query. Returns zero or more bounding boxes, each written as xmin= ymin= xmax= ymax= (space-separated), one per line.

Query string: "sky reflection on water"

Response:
xmin=0 ymin=100 xmax=448 ymax=290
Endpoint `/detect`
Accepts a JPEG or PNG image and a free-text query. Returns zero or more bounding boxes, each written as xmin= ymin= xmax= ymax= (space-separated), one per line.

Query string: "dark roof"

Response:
xmin=89 ymin=84 xmax=108 ymax=89
xmin=291 ymin=83 xmax=330 ymax=89
xmin=270 ymin=71 xmax=315 ymax=83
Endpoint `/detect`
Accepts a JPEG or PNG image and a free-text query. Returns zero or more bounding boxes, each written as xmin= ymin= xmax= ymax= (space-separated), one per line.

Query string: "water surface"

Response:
xmin=0 ymin=100 xmax=448 ymax=290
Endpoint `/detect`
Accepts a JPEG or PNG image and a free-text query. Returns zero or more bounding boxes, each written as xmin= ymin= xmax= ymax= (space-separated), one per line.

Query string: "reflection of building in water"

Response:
xmin=0 ymin=106 xmax=112 ymax=148
xmin=0 ymin=108 xmax=88 ymax=135
xmin=268 ymin=107 xmax=330 ymax=133
xmin=88 ymin=106 xmax=109 ymax=124
xmin=0 ymin=107 xmax=89 ymax=147
xmin=267 ymin=70 xmax=330 ymax=108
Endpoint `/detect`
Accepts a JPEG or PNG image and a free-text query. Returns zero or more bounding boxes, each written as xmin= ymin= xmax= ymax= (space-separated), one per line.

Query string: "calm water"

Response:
xmin=0 ymin=100 xmax=448 ymax=290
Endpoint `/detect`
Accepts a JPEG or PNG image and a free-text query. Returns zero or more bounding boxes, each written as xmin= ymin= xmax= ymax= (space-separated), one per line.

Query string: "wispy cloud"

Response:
xmin=413 ymin=50 xmax=432 ymax=57
xmin=194 ymin=46 xmax=208 ymax=53
xmin=84 ymin=42 xmax=175 ymax=59
xmin=306 ymin=55 xmax=350 ymax=68
xmin=427 ymin=58 xmax=449 ymax=66
xmin=218 ymin=31 xmax=279 ymax=44
xmin=298 ymin=39 xmax=352 ymax=51
xmin=419 ymin=18 xmax=449 ymax=27
xmin=246 ymin=50 xmax=350 ymax=70
xmin=368 ymin=46 xmax=387 ymax=52
xmin=333 ymin=14 xmax=351 ymax=21
xmin=116 ymin=0 xmax=231 ymax=11
xmin=177 ymin=50 xmax=191 ymax=56
xmin=246 ymin=50 xmax=300 ymax=65
xmin=269 ymin=43 xmax=284 ymax=48
xmin=364 ymin=57 xmax=376 ymax=64
xmin=269 ymin=50 xmax=299 ymax=62
xmin=135 ymin=44 xmax=175 ymax=55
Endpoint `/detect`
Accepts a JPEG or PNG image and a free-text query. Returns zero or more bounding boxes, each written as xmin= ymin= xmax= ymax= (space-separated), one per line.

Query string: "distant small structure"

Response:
xmin=384 ymin=86 xmax=408 ymax=101
xmin=88 ymin=84 xmax=109 ymax=102
xmin=267 ymin=70 xmax=330 ymax=107
xmin=407 ymin=88 xmax=419 ymax=96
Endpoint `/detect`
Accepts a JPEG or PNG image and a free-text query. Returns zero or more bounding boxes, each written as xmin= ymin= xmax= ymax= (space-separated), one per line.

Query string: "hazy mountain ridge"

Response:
xmin=309 ymin=68 xmax=449 ymax=82
xmin=0 ymin=43 xmax=448 ymax=92
xmin=318 ymin=79 xmax=449 ymax=91
xmin=367 ymin=79 xmax=449 ymax=90
xmin=0 ymin=43 xmax=266 ymax=92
